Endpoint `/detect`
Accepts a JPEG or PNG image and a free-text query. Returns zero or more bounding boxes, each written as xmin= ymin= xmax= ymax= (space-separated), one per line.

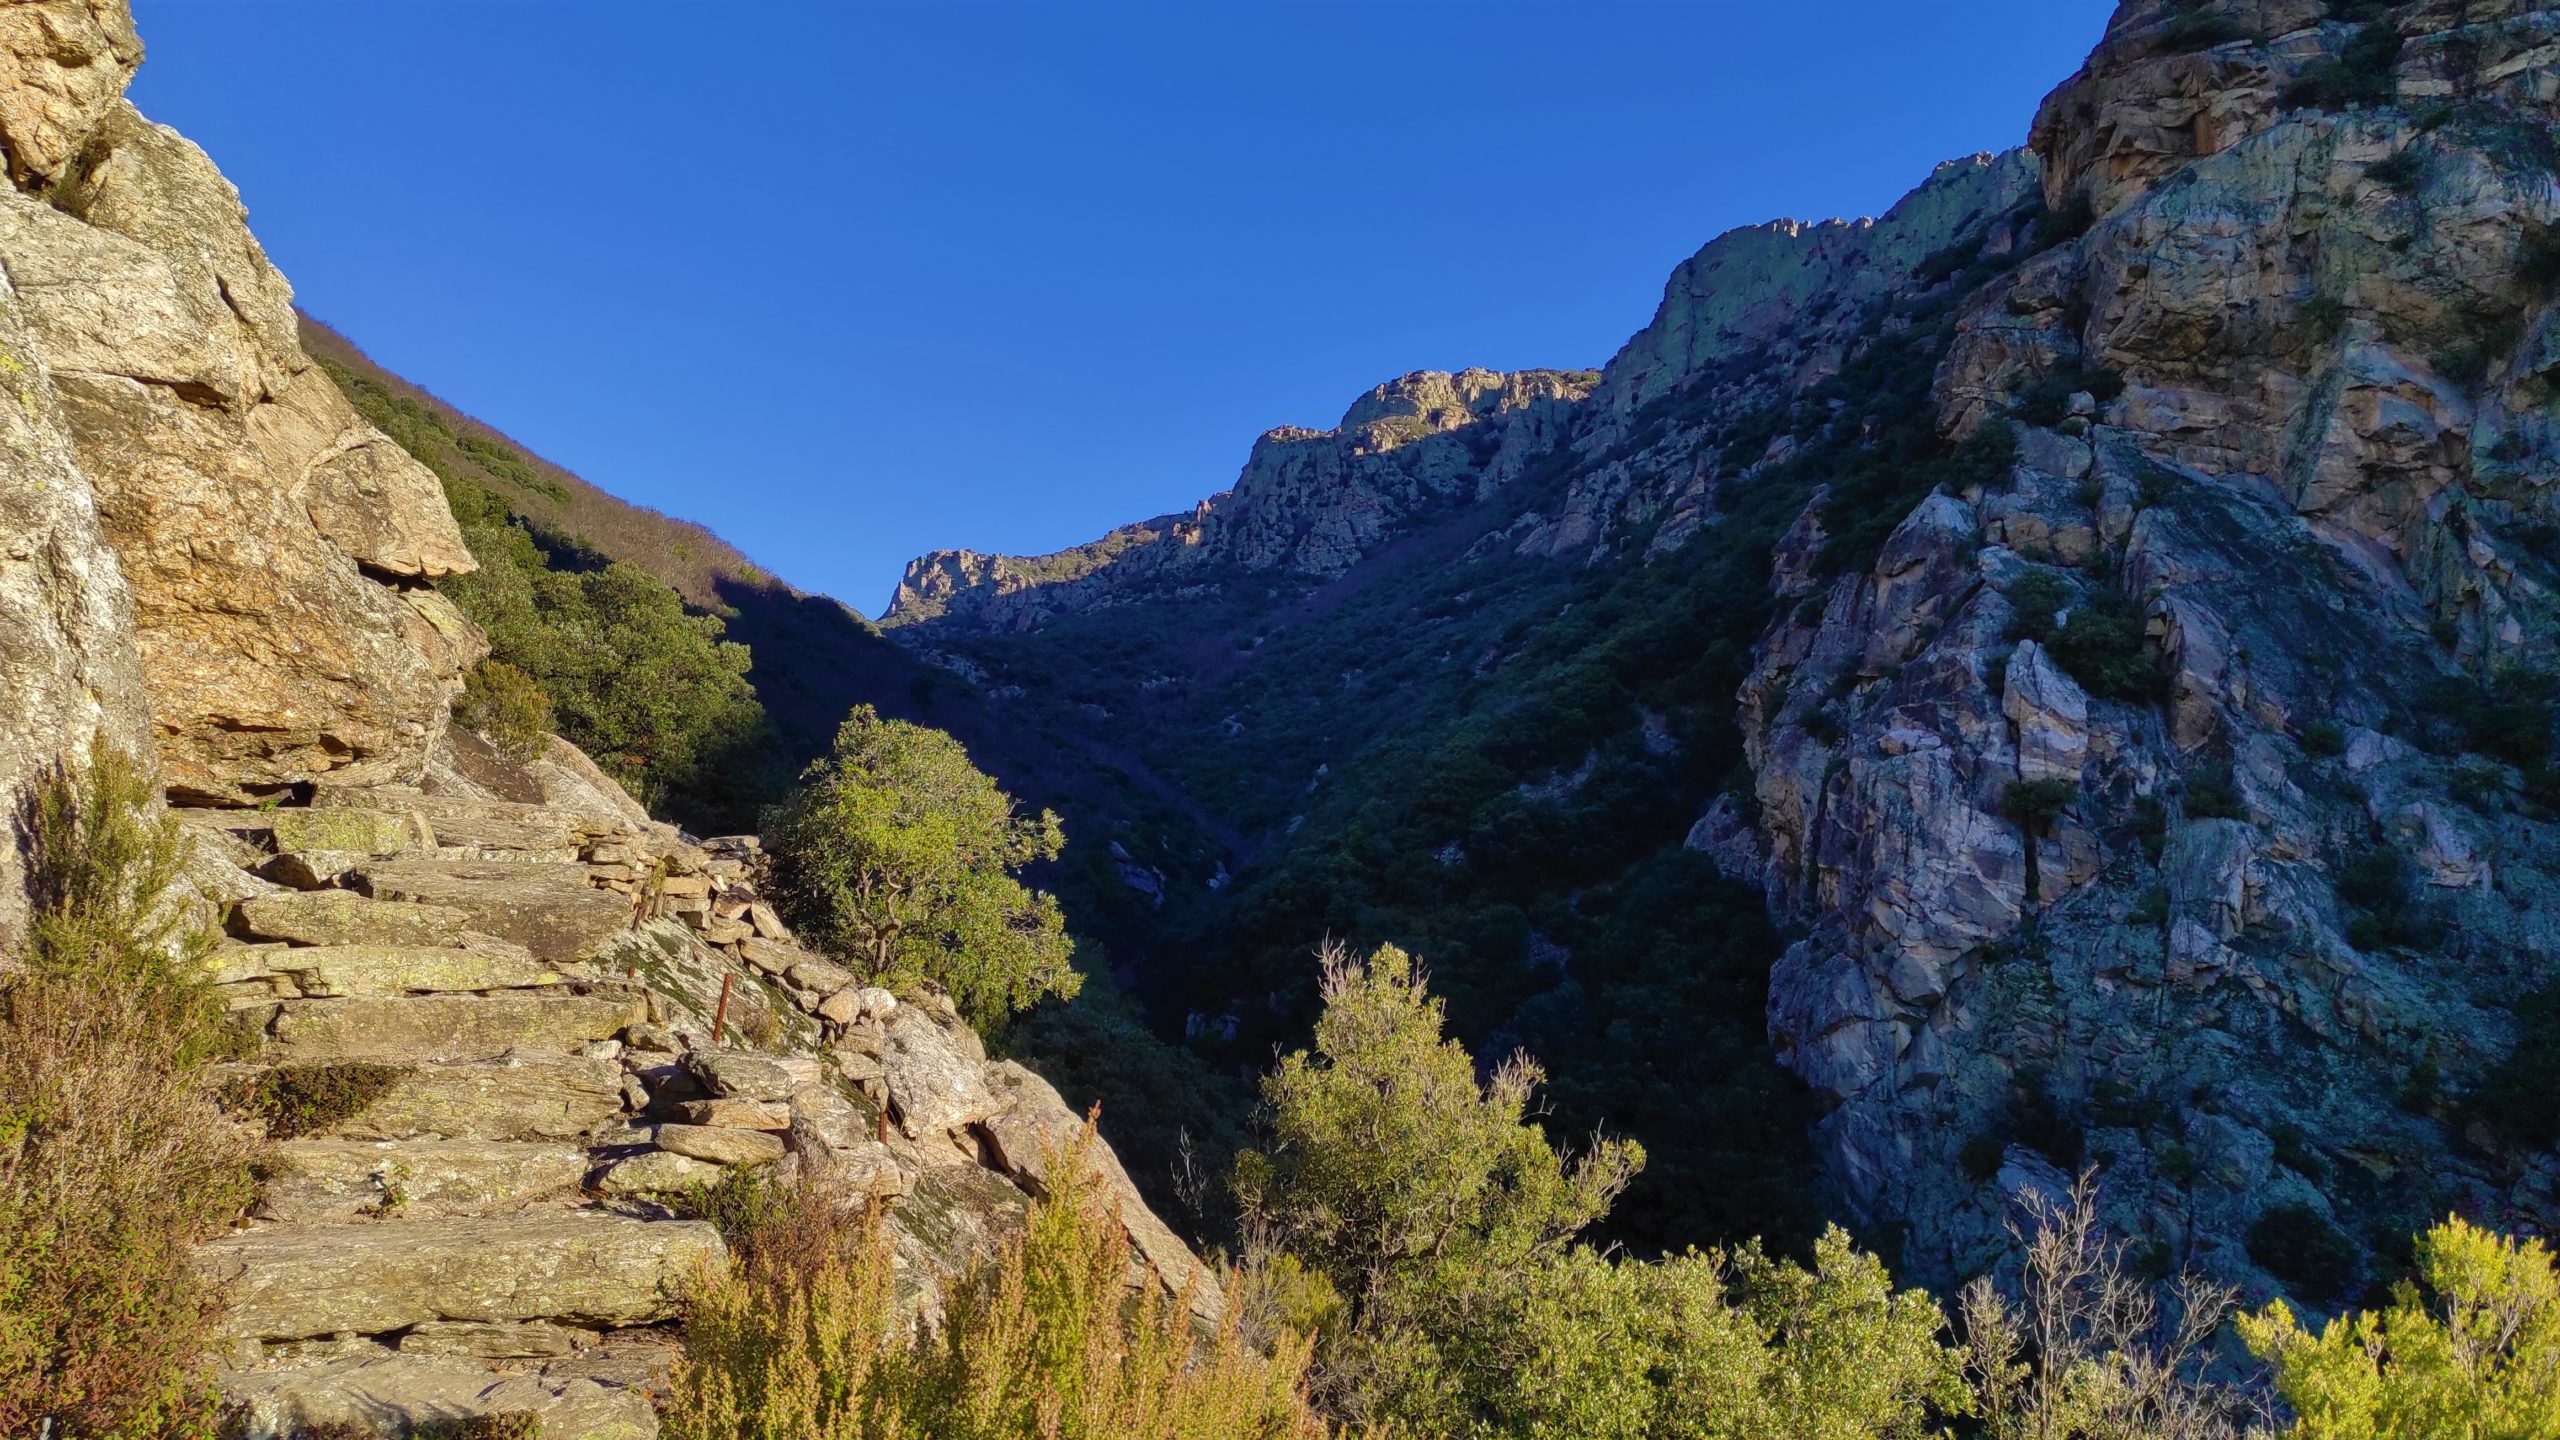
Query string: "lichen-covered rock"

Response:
xmin=198 ymin=1213 xmax=722 ymax=1341
xmin=0 ymin=8 xmax=478 ymax=808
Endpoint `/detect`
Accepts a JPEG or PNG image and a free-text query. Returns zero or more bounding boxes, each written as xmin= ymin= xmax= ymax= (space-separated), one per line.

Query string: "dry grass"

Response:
xmin=0 ymin=743 xmax=260 ymax=1438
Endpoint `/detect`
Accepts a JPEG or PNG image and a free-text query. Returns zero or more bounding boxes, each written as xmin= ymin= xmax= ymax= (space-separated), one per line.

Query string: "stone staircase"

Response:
xmin=180 ymin=732 xmax=1220 ymax=1438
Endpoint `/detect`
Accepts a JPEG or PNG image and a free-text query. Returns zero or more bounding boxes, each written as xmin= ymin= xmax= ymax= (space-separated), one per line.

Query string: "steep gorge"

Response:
xmin=888 ymin=0 xmax=2560 ymax=1301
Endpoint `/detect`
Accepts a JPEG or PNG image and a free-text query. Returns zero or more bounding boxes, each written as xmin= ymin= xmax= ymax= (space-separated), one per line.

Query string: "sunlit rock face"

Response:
xmin=0 ymin=1 xmax=479 ymax=811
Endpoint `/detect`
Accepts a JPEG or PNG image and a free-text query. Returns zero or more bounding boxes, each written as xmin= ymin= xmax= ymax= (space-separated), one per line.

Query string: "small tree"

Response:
xmin=763 ymin=705 xmax=1079 ymax=1027
xmin=2240 ymin=1215 xmax=2560 ymax=1439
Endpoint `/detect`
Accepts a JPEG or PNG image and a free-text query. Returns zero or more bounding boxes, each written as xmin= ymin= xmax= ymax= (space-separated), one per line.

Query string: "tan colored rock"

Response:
xmin=233 ymin=890 xmax=473 ymax=948
xmin=0 ymin=0 xmax=139 ymax=187
xmin=653 ymin=1122 xmax=786 ymax=1167
xmin=2003 ymin=640 xmax=2092 ymax=782
xmin=0 ymin=212 xmax=152 ymax=951
xmin=684 ymin=1048 xmax=795 ymax=1103
xmin=243 ymin=943 xmax=563 ymax=998
xmin=217 ymin=1348 xmax=659 ymax=1440
xmin=253 ymin=1140 xmax=587 ymax=1224
xmin=881 ymin=1005 xmax=999 ymax=1138
xmin=351 ymin=859 xmax=633 ymax=963
xmin=597 ymin=1148 xmax=722 ymax=1197
xmin=397 ymin=1319 xmax=587 ymax=1359
xmin=787 ymin=958 xmax=856 ymax=993
xmin=673 ymin=1097 xmax=790 ymax=1130
xmin=199 ymin=1213 xmax=722 ymax=1341
xmin=260 ymin=991 xmax=645 ymax=1064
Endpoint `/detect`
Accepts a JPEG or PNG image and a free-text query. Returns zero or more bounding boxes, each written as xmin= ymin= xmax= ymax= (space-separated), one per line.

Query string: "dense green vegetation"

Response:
xmin=762 ymin=706 xmax=1079 ymax=1027
xmin=321 ymin=352 xmax=779 ymax=831
xmin=0 ymin=745 xmax=257 ymax=1437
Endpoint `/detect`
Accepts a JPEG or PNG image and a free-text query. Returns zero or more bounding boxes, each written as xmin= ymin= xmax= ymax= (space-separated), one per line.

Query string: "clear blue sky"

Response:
xmin=128 ymin=1 xmax=2114 ymax=616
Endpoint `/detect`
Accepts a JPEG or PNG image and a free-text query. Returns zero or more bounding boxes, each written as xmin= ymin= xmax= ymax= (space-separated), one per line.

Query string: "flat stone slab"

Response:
xmin=216 ymin=1349 xmax=656 ymax=1440
xmin=261 ymin=992 xmax=645 ymax=1064
xmin=685 ymin=1048 xmax=796 ymax=1103
xmin=652 ymin=1123 xmax=785 ymax=1167
xmin=272 ymin=808 xmax=431 ymax=859
xmin=596 ymin=1149 xmax=722 ymax=1196
xmin=351 ymin=861 xmax=634 ymax=963
xmin=199 ymin=1213 xmax=723 ymax=1340
xmin=256 ymin=1140 xmax=588 ymax=1223
xmin=208 ymin=943 xmax=562 ymax=998
xmin=330 ymin=1055 xmax=624 ymax=1141
xmin=234 ymin=890 xmax=475 ymax=948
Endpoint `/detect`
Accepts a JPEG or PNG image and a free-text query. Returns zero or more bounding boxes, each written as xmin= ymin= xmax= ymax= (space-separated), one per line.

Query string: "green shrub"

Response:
xmin=2420 ymin=669 xmax=2557 ymax=768
xmin=2002 ymin=779 xmax=2079 ymax=832
xmin=2366 ymin=147 xmax=2425 ymax=193
xmin=2185 ymin=766 xmax=2247 ymax=821
xmin=2249 ymin=1203 xmax=2361 ymax=1303
xmin=222 ymin=1062 xmax=408 ymax=1139
xmin=455 ymin=659 xmax=555 ymax=764
xmin=762 ymin=704 xmax=1079 ymax=1027
xmin=2161 ymin=3 xmax=2249 ymax=52
xmin=2302 ymin=720 xmax=2347 ymax=757
xmin=2300 ymin=294 xmax=2349 ymax=346
xmin=0 ymin=744 xmax=260 ymax=1436
xmin=2467 ymin=985 xmax=2560 ymax=1149
xmin=2243 ymin=1218 xmax=2560 ymax=1438
xmin=2050 ymin=593 xmax=2159 ymax=701
xmin=2282 ymin=21 xmax=2404 ymax=111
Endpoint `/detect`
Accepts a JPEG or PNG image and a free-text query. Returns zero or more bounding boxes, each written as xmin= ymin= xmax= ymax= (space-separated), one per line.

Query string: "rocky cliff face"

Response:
xmin=0 ymin=1 xmax=478 ymax=822
xmin=884 ymin=0 xmax=2560 ymax=1306
xmin=883 ymin=366 xmax=1593 ymax=631
xmin=0 ymin=6 xmax=1215 ymax=1433
xmin=1742 ymin=0 xmax=2560 ymax=1287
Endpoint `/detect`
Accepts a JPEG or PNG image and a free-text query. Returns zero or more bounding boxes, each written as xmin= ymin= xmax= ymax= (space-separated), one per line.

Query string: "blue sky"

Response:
xmin=129 ymin=1 xmax=2114 ymax=616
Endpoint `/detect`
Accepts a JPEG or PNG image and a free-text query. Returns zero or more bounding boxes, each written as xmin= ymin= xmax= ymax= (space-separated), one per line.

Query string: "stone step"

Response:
xmin=207 ymin=942 xmax=563 ymax=998
xmin=233 ymin=890 xmax=474 ymax=948
xmin=198 ymin=1213 xmax=723 ymax=1342
xmin=217 ymin=1345 xmax=666 ymax=1440
xmin=254 ymin=1140 xmax=590 ymax=1224
xmin=351 ymin=860 xmax=635 ymax=963
xmin=328 ymin=1054 xmax=626 ymax=1141
xmin=256 ymin=989 xmax=645 ymax=1064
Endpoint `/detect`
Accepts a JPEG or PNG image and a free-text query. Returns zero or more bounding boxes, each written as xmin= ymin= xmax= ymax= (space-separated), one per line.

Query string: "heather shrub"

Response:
xmin=660 ymin=1129 xmax=1327 ymax=1440
xmin=0 ymin=744 xmax=259 ymax=1438
xmin=454 ymin=659 xmax=556 ymax=764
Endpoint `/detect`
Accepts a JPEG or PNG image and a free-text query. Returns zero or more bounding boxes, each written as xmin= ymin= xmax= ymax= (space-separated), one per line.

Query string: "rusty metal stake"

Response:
xmin=712 ymin=972 xmax=732 ymax=1046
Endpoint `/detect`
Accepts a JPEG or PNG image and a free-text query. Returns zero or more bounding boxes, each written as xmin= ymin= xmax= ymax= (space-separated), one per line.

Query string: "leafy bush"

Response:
xmin=2248 ymin=1203 xmax=2361 ymax=1303
xmin=661 ymin=1136 xmax=1324 ymax=1439
xmin=2420 ymin=669 xmax=2557 ymax=768
xmin=454 ymin=659 xmax=555 ymax=764
xmin=2365 ymin=147 xmax=2425 ymax=193
xmin=222 ymin=1062 xmax=408 ymax=1139
xmin=1234 ymin=944 xmax=1966 ymax=1436
xmin=2050 ymin=593 xmax=2159 ymax=701
xmin=2302 ymin=720 xmax=2347 ymax=757
xmin=2466 ymin=985 xmax=2560 ymax=1150
xmin=2003 ymin=779 xmax=2079 ymax=832
xmin=2184 ymin=766 xmax=2247 ymax=821
xmin=2160 ymin=3 xmax=2249 ymax=52
xmin=0 ymin=744 xmax=259 ymax=1436
xmin=2241 ymin=1216 xmax=2560 ymax=1436
xmin=763 ymin=704 xmax=1079 ymax=1027
xmin=2282 ymin=22 xmax=2404 ymax=111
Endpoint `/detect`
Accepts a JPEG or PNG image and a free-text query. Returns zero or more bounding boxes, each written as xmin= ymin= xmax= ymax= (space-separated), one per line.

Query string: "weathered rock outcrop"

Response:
xmin=884 ymin=366 xmax=1593 ymax=631
xmin=0 ymin=0 xmax=476 ymax=812
xmin=1742 ymin=0 xmax=2560 ymax=1290
xmin=198 ymin=727 xmax=1220 ymax=1436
